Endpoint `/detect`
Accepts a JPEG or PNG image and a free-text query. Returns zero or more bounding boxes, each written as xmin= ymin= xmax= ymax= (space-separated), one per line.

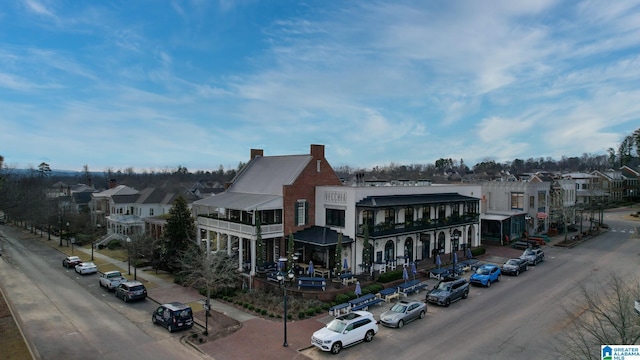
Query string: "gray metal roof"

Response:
xmin=356 ymin=193 xmax=479 ymax=207
xmin=193 ymin=191 xmax=282 ymax=211
xmin=229 ymin=155 xmax=311 ymax=195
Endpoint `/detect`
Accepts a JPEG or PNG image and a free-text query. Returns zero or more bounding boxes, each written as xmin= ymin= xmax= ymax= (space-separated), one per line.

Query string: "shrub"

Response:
xmin=269 ymin=313 xmax=275 ymax=318
xmin=298 ymin=311 xmax=306 ymax=319
xmin=306 ymin=308 xmax=316 ymax=317
xmin=314 ymin=306 xmax=323 ymax=314
xmin=106 ymin=239 xmax=122 ymax=250
xmin=261 ymin=309 xmax=267 ymax=315
xmin=335 ymin=294 xmax=350 ymax=304
xmin=378 ymin=269 xmax=403 ymax=283
xmin=471 ymin=246 xmax=486 ymax=257
xmin=247 ymin=305 xmax=254 ymax=311
xmin=253 ymin=307 xmax=261 ymax=313
xmin=242 ymin=303 xmax=249 ymax=308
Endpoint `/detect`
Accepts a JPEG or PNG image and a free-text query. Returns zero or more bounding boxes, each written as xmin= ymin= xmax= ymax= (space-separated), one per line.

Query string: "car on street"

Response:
xmin=426 ymin=276 xmax=469 ymax=307
xmin=311 ymin=311 xmax=379 ymax=354
xmin=470 ymin=264 xmax=501 ymax=287
xmin=520 ymin=248 xmax=545 ymax=265
xmin=501 ymin=258 xmax=529 ymax=276
xmin=62 ymin=256 xmax=82 ymax=268
xmin=379 ymin=300 xmax=426 ymax=328
xmin=152 ymin=302 xmax=194 ymax=332
xmin=74 ymin=262 xmax=97 ymax=275
xmin=115 ymin=281 xmax=147 ymax=302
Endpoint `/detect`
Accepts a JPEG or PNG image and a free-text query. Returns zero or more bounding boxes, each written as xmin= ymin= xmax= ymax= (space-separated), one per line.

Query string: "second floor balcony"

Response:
xmin=358 ymin=213 xmax=480 ymax=237
xmin=197 ymin=215 xmax=283 ymax=237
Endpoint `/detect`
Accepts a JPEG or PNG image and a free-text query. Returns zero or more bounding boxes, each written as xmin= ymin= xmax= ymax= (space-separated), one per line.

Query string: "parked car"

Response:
xmin=426 ymin=276 xmax=469 ymax=307
xmin=62 ymin=256 xmax=82 ymax=268
xmin=75 ymin=262 xmax=98 ymax=275
xmin=152 ymin=302 xmax=194 ymax=332
xmin=115 ymin=281 xmax=147 ymax=302
xmin=470 ymin=264 xmax=501 ymax=287
xmin=520 ymin=248 xmax=545 ymax=265
xmin=501 ymin=258 xmax=529 ymax=276
xmin=99 ymin=270 xmax=128 ymax=291
xmin=379 ymin=300 xmax=426 ymax=328
xmin=311 ymin=311 xmax=379 ymax=354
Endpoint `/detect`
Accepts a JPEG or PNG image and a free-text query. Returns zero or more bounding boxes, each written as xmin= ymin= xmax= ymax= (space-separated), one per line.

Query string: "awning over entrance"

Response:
xmin=537 ymin=212 xmax=548 ymax=219
xmin=481 ymin=214 xmax=511 ymax=221
xmin=293 ymin=226 xmax=354 ymax=247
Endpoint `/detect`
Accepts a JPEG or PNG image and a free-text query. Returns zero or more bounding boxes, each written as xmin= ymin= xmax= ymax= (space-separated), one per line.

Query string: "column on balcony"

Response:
xmin=250 ymin=235 xmax=256 ymax=276
xmin=237 ymin=234 xmax=244 ymax=272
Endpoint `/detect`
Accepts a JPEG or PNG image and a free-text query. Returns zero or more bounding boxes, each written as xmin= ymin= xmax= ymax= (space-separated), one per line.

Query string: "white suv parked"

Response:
xmin=311 ymin=310 xmax=379 ymax=354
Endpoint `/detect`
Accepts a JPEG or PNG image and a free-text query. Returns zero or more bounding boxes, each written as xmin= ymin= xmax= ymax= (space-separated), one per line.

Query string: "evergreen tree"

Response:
xmin=287 ymin=232 xmax=295 ymax=272
xmin=334 ymin=232 xmax=343 ymax=275
xmin=362 ymin=224 xmax=371 ymax=274
xmin=160 ymin=195 xmax=195 ymax=272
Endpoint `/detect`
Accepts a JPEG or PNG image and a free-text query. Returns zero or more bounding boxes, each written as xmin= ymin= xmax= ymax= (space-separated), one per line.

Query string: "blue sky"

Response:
xmin=1 ymin=0 xmax=639 ymax=173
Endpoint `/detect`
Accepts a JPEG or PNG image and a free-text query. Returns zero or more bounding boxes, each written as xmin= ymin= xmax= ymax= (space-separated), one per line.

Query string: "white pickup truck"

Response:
xmin=99 ymin=271 xmax=127 ymax=291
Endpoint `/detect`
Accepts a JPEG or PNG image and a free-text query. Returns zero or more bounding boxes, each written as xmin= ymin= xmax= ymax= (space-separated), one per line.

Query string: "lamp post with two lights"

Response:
xmin=277 ymin=254 xmax=296 ymax=347
xmin=451 ymin=230 xmax=460 ymax=277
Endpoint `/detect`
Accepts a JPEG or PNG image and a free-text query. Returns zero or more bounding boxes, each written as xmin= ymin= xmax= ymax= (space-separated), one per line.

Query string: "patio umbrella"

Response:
xmin=343 ymin=258 xmax=348 ymax=271
xmin=355 ymin=281 xmax=362 ymax=296
xmin=278 ymin=259 xmax=283 ymax=271
xmin=466 ymin=247 xmax=473 ymax=259
xmin=402 ymin=266 xmax=409 ymax=284
xmin=308 ymin=260 xmax=314 ymax=276
xmin=435 ymin=254 xmax=442 ymax=269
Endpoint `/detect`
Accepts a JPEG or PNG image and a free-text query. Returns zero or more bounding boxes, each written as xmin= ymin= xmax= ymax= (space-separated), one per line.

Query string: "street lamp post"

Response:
xmin=66 ymin=222 xmax=70 ymax=247
xmin=203 ymin=297 xmax=210 ymax=336
xmin=277 ymin=256 xmax=294 ymax=348
xmin=451 ymin=230 xmax=459 ymax=276
xmin=59 ymin=216 xmax=63 ymax=247
xmin=126 ymin=237 xmax=131 ymax=275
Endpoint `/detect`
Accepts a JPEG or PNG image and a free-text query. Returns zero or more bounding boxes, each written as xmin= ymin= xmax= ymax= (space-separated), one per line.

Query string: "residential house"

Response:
xmin=621 ymin=166 xmax=640 ymax=201
xmin=192 ymin=144 xmax=343 ymax=275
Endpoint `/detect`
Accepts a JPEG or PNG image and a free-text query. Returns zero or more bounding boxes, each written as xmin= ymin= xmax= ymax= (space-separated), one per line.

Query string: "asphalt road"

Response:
xmin=301 ymin=209 xmax=640 ymax=359
xmin=0 ymin=226 xmax=209 ymax=360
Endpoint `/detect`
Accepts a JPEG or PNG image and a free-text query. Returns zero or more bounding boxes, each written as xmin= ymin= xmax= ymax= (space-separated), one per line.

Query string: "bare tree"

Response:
xmin=555 ymin=273 xmax=640 ymax=360
xmin=179 ymin=244 xmax=238 ymax=296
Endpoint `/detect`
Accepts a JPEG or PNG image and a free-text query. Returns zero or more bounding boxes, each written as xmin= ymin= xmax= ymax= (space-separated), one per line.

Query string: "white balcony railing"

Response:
xmin=197 ymin=216 xmax=283 ymax=236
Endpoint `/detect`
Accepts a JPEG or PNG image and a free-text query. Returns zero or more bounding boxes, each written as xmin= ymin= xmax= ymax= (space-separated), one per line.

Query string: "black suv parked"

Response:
xmin=426 ymin=276 xmax=469 ymax=307
xmin=152 ymin=302 xmax=194 ymax=332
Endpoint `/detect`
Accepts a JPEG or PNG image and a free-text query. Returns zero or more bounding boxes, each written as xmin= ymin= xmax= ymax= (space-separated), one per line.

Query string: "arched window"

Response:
xmin=404 ymin=237 xmax=414 ymax=262
xmin=384 ymin=240 xmax=394 ymax=261
xmin=437 ymin=231 xmax=445 ymax=250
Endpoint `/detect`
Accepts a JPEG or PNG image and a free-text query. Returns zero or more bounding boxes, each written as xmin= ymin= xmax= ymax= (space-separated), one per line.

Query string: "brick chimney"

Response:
xmin=310 ymin=144 xmax=324 ymax=159
xmin=250 ymin=149 xmax=264 ymax=160
xmin=109 ymin=179 xmax=117 ymax=189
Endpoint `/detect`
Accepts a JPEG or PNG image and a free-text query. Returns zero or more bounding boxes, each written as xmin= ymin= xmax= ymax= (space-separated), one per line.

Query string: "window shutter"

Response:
xmin=304 ymin=201 xmax=308 ymax=225
xmin=294 ymin=202 xmax=299 ymax=225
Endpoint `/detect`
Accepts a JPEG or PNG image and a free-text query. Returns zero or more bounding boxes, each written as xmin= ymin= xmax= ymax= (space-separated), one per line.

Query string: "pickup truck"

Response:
xmin=99 ymin=271 xmax=127 ymax=291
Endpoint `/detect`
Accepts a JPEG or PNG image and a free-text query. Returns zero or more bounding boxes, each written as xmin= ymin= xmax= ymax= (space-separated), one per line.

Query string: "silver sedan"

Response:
xmin=379 ymin=300 xmax=427 ymax=328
